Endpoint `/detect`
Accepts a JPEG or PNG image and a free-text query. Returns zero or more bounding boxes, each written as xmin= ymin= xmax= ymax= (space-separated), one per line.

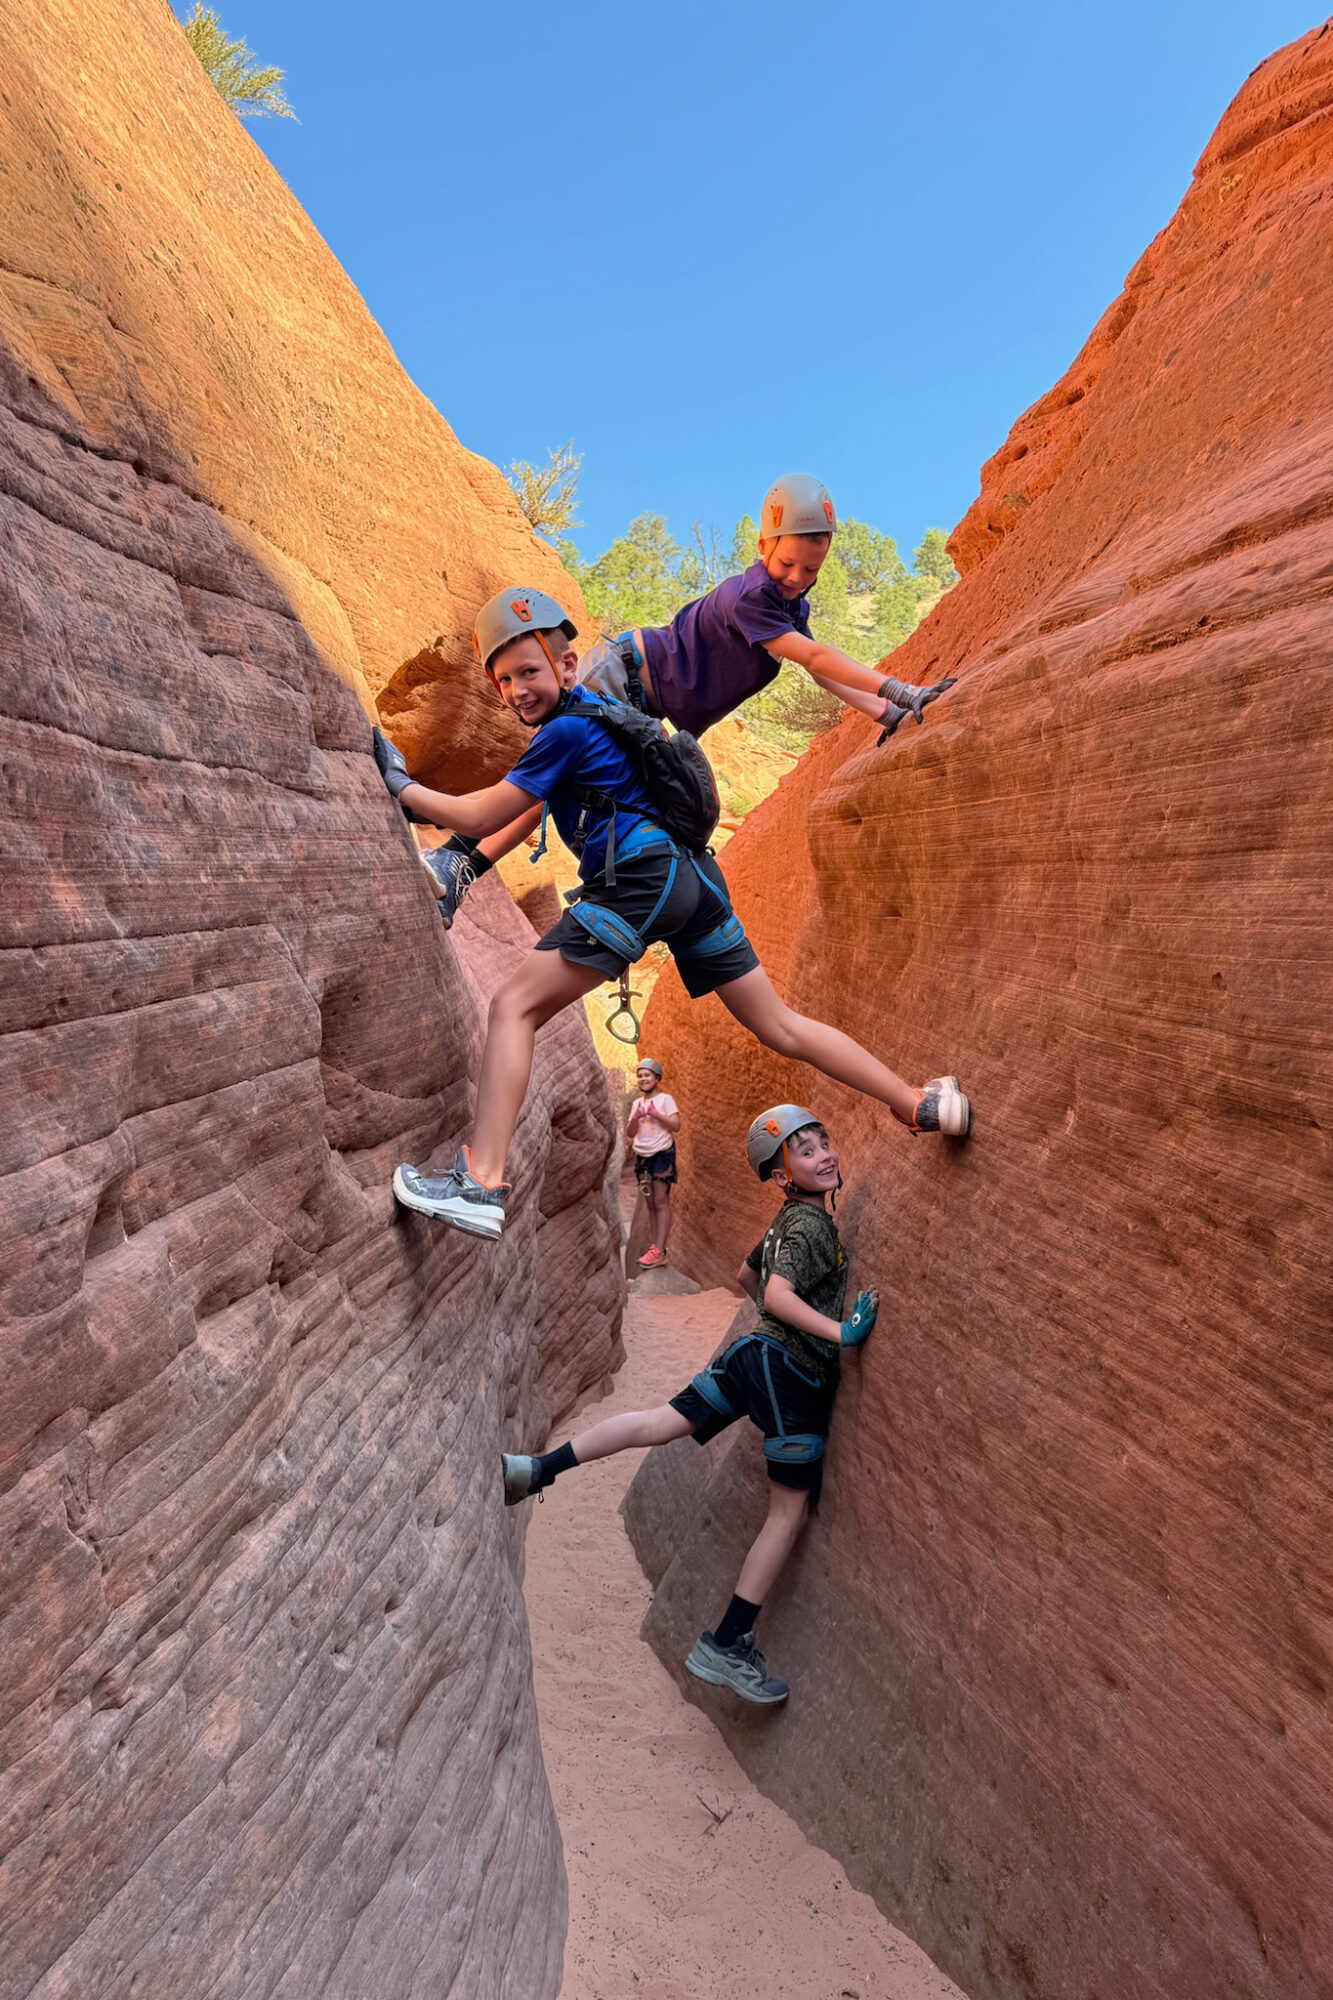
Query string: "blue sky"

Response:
xmin=208 ymin=1 xmax=1322 ymax=561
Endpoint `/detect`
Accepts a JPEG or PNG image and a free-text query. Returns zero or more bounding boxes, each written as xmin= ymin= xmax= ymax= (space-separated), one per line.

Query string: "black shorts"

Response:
xmin=633 ymin=1144 xmax=677 ymax=1184
xmin=536 ymin=846 xmax=759 ymax=1000
xmin=669 ymin=1335 xmax=836 ymax=1493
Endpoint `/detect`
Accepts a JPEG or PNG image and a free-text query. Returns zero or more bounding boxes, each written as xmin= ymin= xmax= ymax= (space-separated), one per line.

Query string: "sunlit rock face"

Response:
xmin=0 ymin=3 xmax=620 ymax=1994
xmin=626 ymin=27 xmax=1333 ymax=2000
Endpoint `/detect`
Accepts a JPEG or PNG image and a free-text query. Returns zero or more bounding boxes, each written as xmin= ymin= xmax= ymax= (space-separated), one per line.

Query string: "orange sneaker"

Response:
xmin=637 ymin=1245 xmax=668 ymax=1268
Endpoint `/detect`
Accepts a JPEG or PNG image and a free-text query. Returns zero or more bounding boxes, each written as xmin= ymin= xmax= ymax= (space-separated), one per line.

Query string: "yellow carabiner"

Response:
xmin=605 ymin=971 xmax=642 ymax=1045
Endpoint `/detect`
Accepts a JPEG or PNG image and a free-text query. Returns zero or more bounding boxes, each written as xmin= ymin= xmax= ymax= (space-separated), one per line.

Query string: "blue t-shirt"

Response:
xmin=639 ymin=560 xmax=813 ymax=737
xmin=505 ymin=697 xmax=656 ymax=880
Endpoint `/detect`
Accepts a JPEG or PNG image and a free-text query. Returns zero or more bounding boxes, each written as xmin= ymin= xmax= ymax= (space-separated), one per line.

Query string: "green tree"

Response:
xmin=577 ymin=514 xmax=688 ymax=631
xmin=912 ymin=528 xmax=959 ymax=593
xmin=180 ymin=5 xmax=296 ymax=119
xmin=730 ymin=515 xmax=759 ymax=573
xmin=838 ymin=519 xmax=908 ymax=595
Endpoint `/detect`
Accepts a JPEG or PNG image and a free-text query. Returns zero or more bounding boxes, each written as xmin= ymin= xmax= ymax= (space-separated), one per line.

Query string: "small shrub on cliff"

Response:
xmin=507 ymin=440 xmax=582 ymax=539
xmin=180 ymin=6 xmax=296 ymax=120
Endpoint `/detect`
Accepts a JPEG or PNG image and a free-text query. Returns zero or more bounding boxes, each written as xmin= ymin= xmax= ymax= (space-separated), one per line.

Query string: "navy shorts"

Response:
xmin=669 ymin=1335 xmax=836 ymax=1494
xmin=537 ymin=846 xmax=758 ymax=999
xmin=634 ymin=1144 xmax=677 ymax=1184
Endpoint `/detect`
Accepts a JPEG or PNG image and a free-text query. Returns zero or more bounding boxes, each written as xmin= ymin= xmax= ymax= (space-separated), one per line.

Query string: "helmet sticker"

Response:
xmin=766 ymin=1118 xmax=781 ymax=1135
xmin=768 ymin=504 xmax=782 ymax=530
xmin=510 ymin=598 xmax=532 ymax=621
xmin=823 ymin=499 xmax=835 ymax=524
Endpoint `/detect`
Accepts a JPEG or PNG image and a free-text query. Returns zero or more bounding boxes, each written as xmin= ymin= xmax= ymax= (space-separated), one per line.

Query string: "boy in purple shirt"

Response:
xmin=417 ymin=474 xmax=954 ymax=926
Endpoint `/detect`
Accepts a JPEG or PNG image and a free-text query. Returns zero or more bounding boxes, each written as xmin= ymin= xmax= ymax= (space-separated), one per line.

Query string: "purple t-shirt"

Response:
xmin=639 ymin=561 xmax=812 ymax=737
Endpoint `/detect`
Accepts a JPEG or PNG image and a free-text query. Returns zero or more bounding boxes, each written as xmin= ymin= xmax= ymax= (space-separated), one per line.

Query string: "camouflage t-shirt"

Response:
xmin=745 ymin=1198 xmax=847 ymax=1389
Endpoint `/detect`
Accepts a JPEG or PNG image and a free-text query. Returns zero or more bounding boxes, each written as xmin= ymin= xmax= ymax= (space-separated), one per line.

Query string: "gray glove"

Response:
xmin=876 ymin=674 xmax=957 ymax=744
xmin=373 ymin=726 xmax=431 ymax=825
xmin=839 ymin=1289 xmax=879 ymax=1347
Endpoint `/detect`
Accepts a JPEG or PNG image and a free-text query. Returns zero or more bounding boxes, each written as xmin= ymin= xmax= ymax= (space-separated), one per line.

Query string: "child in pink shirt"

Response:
xmin=628 ymin=1058 xmax=679 ymax=1268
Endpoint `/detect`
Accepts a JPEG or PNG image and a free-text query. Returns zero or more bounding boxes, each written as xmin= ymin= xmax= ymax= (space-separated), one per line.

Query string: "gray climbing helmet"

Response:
xmin=637 ymin=1057 xmax=663 ymax=1079
xmin=760 ymin=474 xmax=837 ymax=542
xmin=472 ymin=586 xmax=578 ymax=671
xmin=746 ymin=1104 xmax=820 ymax=1180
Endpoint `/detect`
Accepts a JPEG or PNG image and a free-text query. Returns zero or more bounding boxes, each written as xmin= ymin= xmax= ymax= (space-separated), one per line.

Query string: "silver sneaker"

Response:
xmin=501 ymin=1453 xmax=540 ymax=1505
xmin=685 ymin=1630 xmax=789 ymax=1705
xmin=420 ymin=845 xmax=476 ymax=929
xmin=392 ymin=1150 xmax=510 ymax=1239
xmin=911 ymin=1075 xmax=971 ymax=1137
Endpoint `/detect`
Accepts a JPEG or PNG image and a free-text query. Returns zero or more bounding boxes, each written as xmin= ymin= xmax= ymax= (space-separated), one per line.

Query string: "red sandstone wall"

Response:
xmin=625 ymin=25 xmax=1333 ymax=2000
xmin=0 ymin=3 xmax=619 ymax=1994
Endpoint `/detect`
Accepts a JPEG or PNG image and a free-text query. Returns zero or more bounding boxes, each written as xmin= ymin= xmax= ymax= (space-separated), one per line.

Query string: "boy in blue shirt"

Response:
xmin=377 ymin=587 xmax=969 ymax=1242
xmin=414 ymin=474 xmax=954 ymax=927
xmin=500 ymin=1105 xmax=877 ymax=1705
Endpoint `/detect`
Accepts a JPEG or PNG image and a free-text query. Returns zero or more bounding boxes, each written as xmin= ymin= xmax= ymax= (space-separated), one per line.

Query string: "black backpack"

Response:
xmin=563 ymin=688 xmax=721 ymax=878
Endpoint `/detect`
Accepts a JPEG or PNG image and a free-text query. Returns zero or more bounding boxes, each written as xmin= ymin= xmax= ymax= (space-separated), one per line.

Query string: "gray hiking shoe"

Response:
xmin=685 ymin=1630 xmax=789 ymax=1705
xmin=420 ymin=844 xmax=476 ymax=929
xmin=910 ymin=1075 xmax=971 ymax=1137
xmin=501 ymin=1453 xmax=541 ymax=1505
xmin=392 ymin=1150 xmax=511 ymax=1239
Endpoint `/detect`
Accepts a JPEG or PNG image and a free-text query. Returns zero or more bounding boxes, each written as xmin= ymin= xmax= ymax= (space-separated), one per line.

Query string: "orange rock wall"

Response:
xmin=0 ymin=3 xmax=619 ymax=1993
xmin=626 ymin=26 xmax=1333 ymax=2000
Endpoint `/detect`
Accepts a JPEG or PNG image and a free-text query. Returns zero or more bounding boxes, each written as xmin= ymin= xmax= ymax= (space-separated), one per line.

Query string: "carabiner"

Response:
xmin=605 ymin=971 xmax=642 ymax=1045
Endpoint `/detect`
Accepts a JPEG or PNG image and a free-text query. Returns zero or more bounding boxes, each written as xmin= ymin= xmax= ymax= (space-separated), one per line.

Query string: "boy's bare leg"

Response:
xmin=475 ymin=803 xmax=543 ymax=865
xmin=468 ymin=951 xmax=606 ymax=1185
xmin=570 ymin=1402 xmax=694 ymax=1461
xmin=716 ymin=965 xmax=919 ymax=1123
xmin=735 ymin=1482 xmax=810 ymax=1604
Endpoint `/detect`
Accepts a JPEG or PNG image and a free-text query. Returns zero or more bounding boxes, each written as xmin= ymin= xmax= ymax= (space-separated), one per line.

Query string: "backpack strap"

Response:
xmin=615 ymin=632 xmax=650 ymax=713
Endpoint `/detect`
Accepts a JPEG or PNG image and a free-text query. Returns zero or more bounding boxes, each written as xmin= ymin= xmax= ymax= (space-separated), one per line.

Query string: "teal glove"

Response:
xmin=840 ymin=1289 xmax=879 ymax=1346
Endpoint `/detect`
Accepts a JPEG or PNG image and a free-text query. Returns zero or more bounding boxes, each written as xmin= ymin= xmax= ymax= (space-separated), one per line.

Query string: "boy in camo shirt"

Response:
xmin=499 ymin=1104 xmax=877 ymax=1705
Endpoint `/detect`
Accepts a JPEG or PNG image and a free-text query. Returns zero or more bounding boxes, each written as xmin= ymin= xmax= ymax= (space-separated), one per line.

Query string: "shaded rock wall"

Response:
xmin=0 ymin=3 xmax=620 ymax=1995
xmin=625 ymin=26 xmax=1333 ymax=2000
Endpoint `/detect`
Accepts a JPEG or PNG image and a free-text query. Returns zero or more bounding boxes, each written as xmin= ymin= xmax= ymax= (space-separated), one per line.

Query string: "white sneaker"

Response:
xmin=392 ymin=1150 xmax=510 ymax=1238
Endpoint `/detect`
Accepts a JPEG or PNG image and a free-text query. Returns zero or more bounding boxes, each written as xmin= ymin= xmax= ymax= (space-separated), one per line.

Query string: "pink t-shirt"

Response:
xmin=631 ymin=1092 xmax=679 ymax=1156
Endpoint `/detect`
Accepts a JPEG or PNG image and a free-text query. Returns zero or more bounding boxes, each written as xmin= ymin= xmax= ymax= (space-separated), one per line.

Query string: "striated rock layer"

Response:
xmin=0 ymin=3 xmax=620 ymax=1995
xmin=626 ymin=26 xmax=1333 ymax=2000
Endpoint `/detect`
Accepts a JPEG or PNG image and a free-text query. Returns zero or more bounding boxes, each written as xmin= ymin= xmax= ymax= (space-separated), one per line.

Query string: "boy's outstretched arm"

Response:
xmin=764 ymin=1272 xmax=878 ymax=1348
xmin=398 ymin=777 xmax=540 ymax=841
xmin=764 ymin=631 xmax=955 ymax=735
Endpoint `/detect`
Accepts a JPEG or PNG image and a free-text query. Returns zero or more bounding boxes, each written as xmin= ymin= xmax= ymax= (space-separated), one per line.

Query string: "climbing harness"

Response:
xmin=686 ymin=1336 xmax=824 ymax=1468
xmin=757 ymin=1341 xmax=825 ymax=1469
xmin=605 ymin=971 xmax=642 ymax=1045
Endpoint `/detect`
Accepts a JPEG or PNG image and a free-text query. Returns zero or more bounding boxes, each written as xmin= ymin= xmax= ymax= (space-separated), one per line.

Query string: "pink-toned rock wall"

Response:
xmin=625 ymin=25 xmax=1333 ymax=2000
xmin=0 ymin=3 xmax=620 ymax=1994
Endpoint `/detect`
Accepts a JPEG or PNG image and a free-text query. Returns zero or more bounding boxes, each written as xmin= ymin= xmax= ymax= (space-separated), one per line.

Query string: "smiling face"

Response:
xmin=635 ymin=1064 xmax=661 ymax=1094
xmin=489 ymin=632 xmax=576 ymax=724
xmin=772 ymin=1122 xmax=839 ymax=1198
xmin=757 ymin=531 xmax=832 ymax=600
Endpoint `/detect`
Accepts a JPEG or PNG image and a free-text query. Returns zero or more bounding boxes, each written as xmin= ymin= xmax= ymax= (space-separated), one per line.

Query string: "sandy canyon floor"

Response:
xmin=523 ymin=1221 xmax=969 ymax=2000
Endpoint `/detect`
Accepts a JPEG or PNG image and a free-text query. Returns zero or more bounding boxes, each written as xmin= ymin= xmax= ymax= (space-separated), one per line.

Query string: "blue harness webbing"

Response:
xmin=687 ymin=1333 xmax=826 ymax=1465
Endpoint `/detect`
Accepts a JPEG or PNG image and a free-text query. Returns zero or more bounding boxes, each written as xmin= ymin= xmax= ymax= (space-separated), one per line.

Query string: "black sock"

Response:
xmin=444 ymin=834 xmax=493 ymax=876
xmin=534 ymin=1441 xmax=579 ymax=1487
xmin=715 ymin=1594 xmax=762 ymax=1649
